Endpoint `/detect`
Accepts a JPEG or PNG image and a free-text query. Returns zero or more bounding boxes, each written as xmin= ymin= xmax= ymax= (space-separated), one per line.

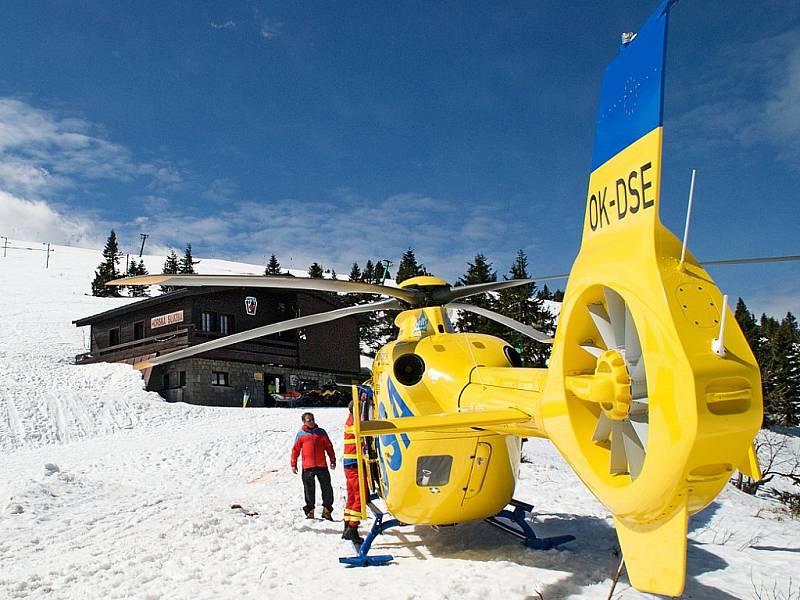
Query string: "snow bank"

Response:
xmin=1 ymin=239 xmax=799 ymax=600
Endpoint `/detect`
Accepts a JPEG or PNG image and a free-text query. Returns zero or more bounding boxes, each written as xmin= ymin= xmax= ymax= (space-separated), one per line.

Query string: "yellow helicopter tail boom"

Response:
xmin=360 ymin=407 xmax=532 ymax=436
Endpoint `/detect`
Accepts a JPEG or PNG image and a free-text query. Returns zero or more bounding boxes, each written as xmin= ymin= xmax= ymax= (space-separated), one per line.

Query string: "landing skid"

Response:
xmin=339 ymin=499 xmax=399 ymax=567
xmin=485 ymin=499 xmax=575 ymax=550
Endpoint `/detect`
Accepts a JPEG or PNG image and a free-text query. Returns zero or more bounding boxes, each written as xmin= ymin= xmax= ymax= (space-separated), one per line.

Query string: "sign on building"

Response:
xmin=151 ymin=310 xmax=184 ymax=329
xmin=245 ymin=296 xmax=258 ymax=316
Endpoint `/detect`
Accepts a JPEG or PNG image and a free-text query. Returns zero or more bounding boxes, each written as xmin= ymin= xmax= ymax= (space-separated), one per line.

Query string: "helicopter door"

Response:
xmin=463 ymin=441 xmax=492 ymax=499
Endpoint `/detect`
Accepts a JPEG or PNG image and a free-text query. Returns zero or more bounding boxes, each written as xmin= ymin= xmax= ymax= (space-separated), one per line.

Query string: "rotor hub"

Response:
xmin=594 ymin=349 xmax=632 ymax=420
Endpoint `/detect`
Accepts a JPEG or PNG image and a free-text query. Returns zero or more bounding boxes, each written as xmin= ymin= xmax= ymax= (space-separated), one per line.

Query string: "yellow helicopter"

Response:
xmin=111 ymin=1 xmax=771 ymax=595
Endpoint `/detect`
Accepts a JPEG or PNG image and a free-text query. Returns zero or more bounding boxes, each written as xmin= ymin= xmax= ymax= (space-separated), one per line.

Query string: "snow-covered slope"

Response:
xmin=1 ymin=240 xmax=798 ymax=600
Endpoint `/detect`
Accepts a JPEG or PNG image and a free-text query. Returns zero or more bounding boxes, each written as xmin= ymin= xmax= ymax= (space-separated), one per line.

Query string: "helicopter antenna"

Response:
xmin=461 ymin=330 xmax=485 ymax=389
xmin=711 ymin=294 xmax=728 ymax=358
xmin=679 ymin=168 xmax=696 ymax=269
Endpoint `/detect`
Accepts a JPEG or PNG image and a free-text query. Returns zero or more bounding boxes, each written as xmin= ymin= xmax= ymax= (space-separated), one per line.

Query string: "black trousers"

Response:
xmin=302 ymin=467 xmax=333 ymax=512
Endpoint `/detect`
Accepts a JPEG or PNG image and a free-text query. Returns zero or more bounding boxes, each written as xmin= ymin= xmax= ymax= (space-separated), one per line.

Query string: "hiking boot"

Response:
xmin=321 ymin=507 xmax=333 ymax=521
xmin=344 ymin=525 xmax=364 ymax=545
xmin=304 ymin=508 xmax=314 ymax=519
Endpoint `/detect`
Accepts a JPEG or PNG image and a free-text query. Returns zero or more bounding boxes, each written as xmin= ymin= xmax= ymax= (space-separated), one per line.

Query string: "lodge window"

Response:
xmin=133 ymin=321 xmax=145 ymax=340
xmin=109 ymin=327 xmax=120 ymax=346
xmin=219 ymin=314 xmax=234 ymax=335
xmin=201 ymin=311 xmax=217 ymax=332
xmin=179 ymin=371 xmax=186 ymax=387
xmin=162 ymin=373 xmax=170 ymax=389
xmin=211 ymin=371 xmax=229 ymax=386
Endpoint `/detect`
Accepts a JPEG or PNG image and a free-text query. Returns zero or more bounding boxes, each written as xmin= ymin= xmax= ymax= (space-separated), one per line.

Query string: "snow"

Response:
xmin=2 ymin=239 xmax=799 ymax=599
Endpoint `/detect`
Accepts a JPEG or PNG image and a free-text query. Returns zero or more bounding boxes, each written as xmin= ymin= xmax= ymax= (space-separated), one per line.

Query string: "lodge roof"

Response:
xmin=73 ymin=286 xmax=348 ymax=327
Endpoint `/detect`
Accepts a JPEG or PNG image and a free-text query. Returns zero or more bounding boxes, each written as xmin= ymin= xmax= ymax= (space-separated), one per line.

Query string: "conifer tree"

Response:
xmin=346 ymin=256 xmax=402 ymax=355
xmin=496 ymin=249 xmax=555 ymax=367
xmin=264 ymin=254 xmax=282 ymax=276
xmin=91 ymin=230 xmax=122 ymax=297
xmin=126 ymin=259 xmax=150 ymax=297
xmin=538 ymin=284 xmax=552 ymax=300
xmin=160 ymin=250 xmax=180 ymax=293
xmin=454 ymin=253 xmax=498 ymax=335
xmin=348 ymin=262 xmax=362 ymax=283
xmin=342 ymin=261 xmax=377 ymax=351
xmin=375 ymin=259 xmax=393 ymax=283
xmin=735 ymin=298 xmax=760 ymax=356
xmin=362 ymin=260 xmax=375 ymax=285
xmin=764 ymin=313 xmax=800 ymax=426
xmin=396 ymin=249 xmax=425 ymax=283
xmin=552 ymin=289 xmax=565 ymax=302
xmin=369 ymin=257 xmax=400 ymax=351
xmin=179 ymin=244 xmax=195 ymax=274
xmin=308 ymin=262 xmax=324 ymax=278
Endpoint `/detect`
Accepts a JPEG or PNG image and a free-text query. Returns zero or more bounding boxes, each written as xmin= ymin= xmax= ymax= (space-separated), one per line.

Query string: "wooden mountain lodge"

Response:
xmin=73 ymin=286 xmax=362 ymax=406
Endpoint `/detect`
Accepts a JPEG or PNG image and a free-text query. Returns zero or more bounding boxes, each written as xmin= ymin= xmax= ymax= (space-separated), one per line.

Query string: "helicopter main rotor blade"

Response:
xmin=447 ymin=302 xmax=553 ymax=343
xmin=133 ymin=298 xmax=403 ymax=370
xmin=526 ymin=255 xmax=800 ymax=290
xmin=108 ymin=274 xmax=422 ymax=305
xmin=438 ymin=279 xmax=535 ymax=304
xmin=699 ymin=254 xmax=800 ymax=266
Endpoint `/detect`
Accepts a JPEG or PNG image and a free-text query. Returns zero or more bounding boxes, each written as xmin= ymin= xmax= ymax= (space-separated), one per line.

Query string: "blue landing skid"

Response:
xmin=485 ymin=498 xmax=575 ymax=550
xmin=339 ymin=499 xmax=399 ymax=567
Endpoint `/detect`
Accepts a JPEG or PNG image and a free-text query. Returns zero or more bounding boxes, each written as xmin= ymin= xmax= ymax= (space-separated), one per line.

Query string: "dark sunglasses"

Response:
xmin=304 ymin=417 xmax=315 ymax=422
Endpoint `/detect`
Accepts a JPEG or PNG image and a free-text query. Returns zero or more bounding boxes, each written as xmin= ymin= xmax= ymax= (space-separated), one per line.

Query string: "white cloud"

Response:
xmin=260 ymin=18 xmax=283 ymax=39
xmin=131 ymin=192 xmax=536 ymax=283
xmin=210 ymin=20 xmax=236 ymax=30
xmin=669 ymin=28 xmax=800 ymax=167
xmin=0 ymin=190 xmax=101 ymax=247
xmin=0 ymin=98 xmax=188 ymax=198
xmin=0 ymin=97 xmax=201 ymax=255
xmin=201 ymin=178 xmax=237 ymax=203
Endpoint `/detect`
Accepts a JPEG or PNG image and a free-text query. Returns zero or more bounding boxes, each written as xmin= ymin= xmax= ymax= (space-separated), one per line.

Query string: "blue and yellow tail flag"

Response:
xmin=584 ymin=0 xmax=677 ymax=242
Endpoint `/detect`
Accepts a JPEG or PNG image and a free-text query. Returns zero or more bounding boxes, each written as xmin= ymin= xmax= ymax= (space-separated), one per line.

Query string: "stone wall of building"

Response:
xmin=153 ymin=357 xmax=360 ymax=407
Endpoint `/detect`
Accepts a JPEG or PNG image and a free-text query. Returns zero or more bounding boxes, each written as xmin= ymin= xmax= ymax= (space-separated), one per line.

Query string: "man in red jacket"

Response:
xmin=290 ymin=412 xmax=336 ymax=520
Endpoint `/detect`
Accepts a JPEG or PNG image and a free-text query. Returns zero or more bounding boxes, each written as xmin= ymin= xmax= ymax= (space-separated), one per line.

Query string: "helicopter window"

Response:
xmin=504 ymin=346 xmax=523 ymax=368
xmin=417 ymin=456 xmax=452 ymax=486
xmin=394 ymin=354 xmax=425 ymax=386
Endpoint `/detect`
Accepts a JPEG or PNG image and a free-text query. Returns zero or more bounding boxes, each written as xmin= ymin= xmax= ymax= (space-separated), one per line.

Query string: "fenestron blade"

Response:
xmin=108 ymin=274 xmax=422 ymax=305
xmin=630 ymin=418 xmax=649 ymax=456
xmin=580 ymin=344 xmax=604 ymax=358
xmin=592 ymin=412 xmax=613 ymax=442
xmin=624 ymin=305 xmax=642 ymax=366
xmin=587 ymin=303 xmax=618 ymax=349
xmin=133 ymin=298 xmax=402 ymax=370
xmin=621 ymin=420 xmax=646 ymax=480
xmin=629 ymin=400 xmax=649 ymax=418
xmin=447 ymin=302 xmax=553 ymax=343
xmin=439 ymin=279 xmax=534 ymax=304
xmin=604 ymin=288 xmax=626 ymax=349
xmin=609 ymin=422 xmax=628 ymax=474
xmin=630 ymin=357 xmax=646 ymax=383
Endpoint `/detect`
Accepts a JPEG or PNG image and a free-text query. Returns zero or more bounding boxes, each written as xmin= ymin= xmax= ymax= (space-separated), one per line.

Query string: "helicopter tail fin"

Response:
xmin=614 ymin=500 xmax=689 ymax=596
xmin=539 ymin=3 xmax=761 ymax=597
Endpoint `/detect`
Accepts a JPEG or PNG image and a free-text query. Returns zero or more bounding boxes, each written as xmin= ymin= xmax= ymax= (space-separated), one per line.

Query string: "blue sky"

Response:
xmin=0 ymin=1 xmax=798 ymax=317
